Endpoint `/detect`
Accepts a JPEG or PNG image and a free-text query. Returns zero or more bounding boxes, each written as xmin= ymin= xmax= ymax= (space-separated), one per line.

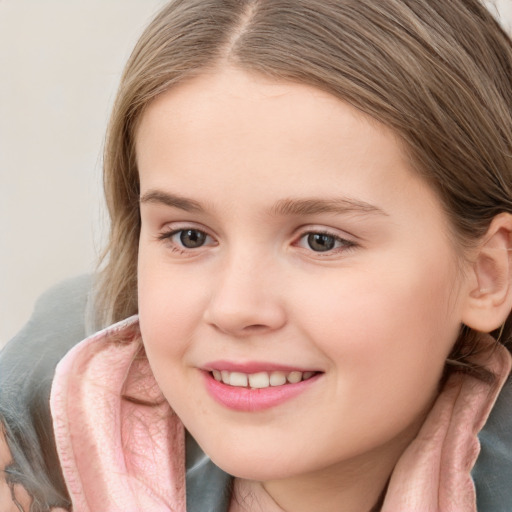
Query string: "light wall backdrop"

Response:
xmin=0 ymin=0 xmax=167 ymax=346
xmin=1 ymin=0 xmax=511 ymax=347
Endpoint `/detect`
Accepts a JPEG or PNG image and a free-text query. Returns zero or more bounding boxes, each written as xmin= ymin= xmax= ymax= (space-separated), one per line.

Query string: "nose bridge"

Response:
xmin=204 ymin=243 xmax=286 ymax=335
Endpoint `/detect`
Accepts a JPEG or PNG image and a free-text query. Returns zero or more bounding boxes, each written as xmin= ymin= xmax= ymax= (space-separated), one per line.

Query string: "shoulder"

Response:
xmin=1 ymin=274 xmax=93 ymax=370
xmin=474 ymin=373 xmax=512 ymax=512
xmin=0 ymin=274 xmax=94 ymax=511
xmin=0 ymin=274 xmax=94 ymax=420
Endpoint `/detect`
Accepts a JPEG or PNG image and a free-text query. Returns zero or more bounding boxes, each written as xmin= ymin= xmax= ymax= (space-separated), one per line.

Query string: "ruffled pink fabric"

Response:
xmin=382 ymin=337 xmax=511 ymax=512
xmin=50 ymin=317 xmax=510 ymax=512
xmin=50 ymin=317 xmax=185 ymax=512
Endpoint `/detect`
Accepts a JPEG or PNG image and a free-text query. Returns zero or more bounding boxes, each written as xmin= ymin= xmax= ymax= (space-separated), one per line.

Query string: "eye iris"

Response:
xmin=307 ymin=233 xmax=335 ymax=252
xmin=180 ymin=230 xmax=206 ymax=248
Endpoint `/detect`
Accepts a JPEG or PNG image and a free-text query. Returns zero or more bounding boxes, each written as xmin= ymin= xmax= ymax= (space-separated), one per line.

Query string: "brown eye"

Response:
xmin=307 ymin=233 xmax=336 ymax=252
xmin=179 ymin=229 xmax=207 ymax=248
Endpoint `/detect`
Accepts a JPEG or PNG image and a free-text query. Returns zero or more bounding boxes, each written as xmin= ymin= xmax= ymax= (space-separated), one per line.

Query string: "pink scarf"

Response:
xmin=50 ymin=317 xmax=511 ymax=512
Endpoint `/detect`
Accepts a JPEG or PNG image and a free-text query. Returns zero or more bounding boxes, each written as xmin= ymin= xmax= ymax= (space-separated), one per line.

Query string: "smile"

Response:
xmin=203 ymin=367 xmax=322 ymax=412
xmin=211 ymin=369 xmax=317 ymax=389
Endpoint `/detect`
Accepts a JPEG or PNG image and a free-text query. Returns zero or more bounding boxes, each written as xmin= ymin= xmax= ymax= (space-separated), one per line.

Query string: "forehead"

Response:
xmin=137 ymin=68 xmax=409 ymax=184
xmin=136 ymin=67 xmax=398 ymax=150
xmin=135 ymin=67 xmax=447 ymax=231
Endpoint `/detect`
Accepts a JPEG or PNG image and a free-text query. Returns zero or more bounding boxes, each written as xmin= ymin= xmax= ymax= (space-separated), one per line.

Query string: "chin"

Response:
xmin=214 ymin=458 xmax=294 ymax=481
xmin=203 ymin=442 xmax=310 ymax=481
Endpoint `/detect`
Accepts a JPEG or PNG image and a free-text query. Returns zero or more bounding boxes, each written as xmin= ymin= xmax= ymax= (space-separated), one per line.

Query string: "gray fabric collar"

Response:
xmin=186 ymin=431 xmax=232 ymax=512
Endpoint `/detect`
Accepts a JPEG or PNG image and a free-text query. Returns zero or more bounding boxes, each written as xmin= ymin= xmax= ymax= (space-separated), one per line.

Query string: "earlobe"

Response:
xmin=462 ymin=213 xmax=512 ymax=333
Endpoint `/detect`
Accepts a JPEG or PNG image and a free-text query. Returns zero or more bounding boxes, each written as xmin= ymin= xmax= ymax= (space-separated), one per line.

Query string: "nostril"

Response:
xmin=243 ymin=324 xmax=268 ymax=332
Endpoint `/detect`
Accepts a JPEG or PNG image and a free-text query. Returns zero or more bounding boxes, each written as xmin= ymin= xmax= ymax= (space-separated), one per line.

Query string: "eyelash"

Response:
xmin=157 ymin=227 xmax=216 ymax=255
xmin=157 ymin=227 xmax=357 ymax=257
xmin=295 ymin=230 xmax=357 ymax=256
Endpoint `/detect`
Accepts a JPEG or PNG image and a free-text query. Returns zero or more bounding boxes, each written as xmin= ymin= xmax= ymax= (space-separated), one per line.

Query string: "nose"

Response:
xmin=203 ymin=251 xmax=287 ymax=337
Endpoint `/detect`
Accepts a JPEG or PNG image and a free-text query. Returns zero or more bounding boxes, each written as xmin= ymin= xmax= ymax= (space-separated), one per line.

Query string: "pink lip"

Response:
xmin=203 ymin=360 xmax=316 ymax=373
xmin=202 ymin=370 xmax=322 ymax=412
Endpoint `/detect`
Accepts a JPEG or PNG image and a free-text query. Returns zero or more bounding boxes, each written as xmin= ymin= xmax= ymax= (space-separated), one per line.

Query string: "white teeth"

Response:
xmin=269 ymin=371 xmax=287 ymax=386
xmin=230 ymin=372 xmax=248 ymax=387
xmin=248 ymin=372 xmax=270 ymax=388
xmin=212 ymin=369 xmax=316 ymax=388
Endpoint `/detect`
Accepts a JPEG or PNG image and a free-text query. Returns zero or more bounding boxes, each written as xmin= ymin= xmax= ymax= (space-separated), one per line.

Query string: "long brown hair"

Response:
xmin=96 ymin=0 xmax=512 ymax=364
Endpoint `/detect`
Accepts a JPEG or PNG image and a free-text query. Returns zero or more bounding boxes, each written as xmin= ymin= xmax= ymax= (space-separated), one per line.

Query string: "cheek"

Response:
xmin=137 ymin=261 xmax=209 ymax=417
xmin=287 ymin=276 xmax=459 ymax=448
xmin=292 ymin=255 xmax=461 ymax=396
xmin=137 ymin=249 xmax=207 ymax=361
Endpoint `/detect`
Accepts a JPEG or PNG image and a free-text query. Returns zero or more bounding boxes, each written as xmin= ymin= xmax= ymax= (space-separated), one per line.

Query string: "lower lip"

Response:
xmin=202 ymin=371 xmax=321 ymax=412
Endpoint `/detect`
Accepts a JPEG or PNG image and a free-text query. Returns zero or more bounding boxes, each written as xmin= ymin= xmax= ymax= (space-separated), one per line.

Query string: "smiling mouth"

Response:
xmin=210 ymin=370 xmax=320 ymax=389
xmin=204 ymin=368 xmax=323 ymax=411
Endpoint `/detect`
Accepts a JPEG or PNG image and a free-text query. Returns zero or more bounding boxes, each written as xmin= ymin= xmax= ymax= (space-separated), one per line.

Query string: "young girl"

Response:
xmin=2 ymin=0 xmax=512 ymax=510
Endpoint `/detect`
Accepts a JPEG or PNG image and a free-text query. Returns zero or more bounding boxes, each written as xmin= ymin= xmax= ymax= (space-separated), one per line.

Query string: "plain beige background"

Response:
xmin=1 ymin=0 xmax=511 ymax=347
xmin=0 ymin=0 xmax=167 ymax=346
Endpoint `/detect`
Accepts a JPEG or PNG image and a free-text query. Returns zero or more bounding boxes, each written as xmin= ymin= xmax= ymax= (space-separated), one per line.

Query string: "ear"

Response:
xmin=462 ymin=213 xmax=512 ymax=333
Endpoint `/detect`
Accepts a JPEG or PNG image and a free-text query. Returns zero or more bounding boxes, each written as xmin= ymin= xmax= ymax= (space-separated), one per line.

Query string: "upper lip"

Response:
xmin=202 ymin=360 xmax=321 ymax=373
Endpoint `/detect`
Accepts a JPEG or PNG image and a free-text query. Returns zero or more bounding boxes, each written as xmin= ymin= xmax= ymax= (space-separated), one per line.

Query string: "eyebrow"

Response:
xmin=270 ymin=197 xmax=388 ymax=217
xmin=140 ymin=189 xmax=387 ymax=217
xmin=140 ymin=190 xmax=205 ymax=212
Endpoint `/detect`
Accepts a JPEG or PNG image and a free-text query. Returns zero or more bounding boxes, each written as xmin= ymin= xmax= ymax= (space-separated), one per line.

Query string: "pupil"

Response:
xmin=308 ymin=233 xmax=335 ymax=252
xmin=180 ymin=230 xmax=206 ymax=248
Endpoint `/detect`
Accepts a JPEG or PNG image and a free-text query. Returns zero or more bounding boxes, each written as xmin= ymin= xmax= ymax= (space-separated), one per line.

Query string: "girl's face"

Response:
xmin=136 ymin=68 xmax=470 ymax=482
